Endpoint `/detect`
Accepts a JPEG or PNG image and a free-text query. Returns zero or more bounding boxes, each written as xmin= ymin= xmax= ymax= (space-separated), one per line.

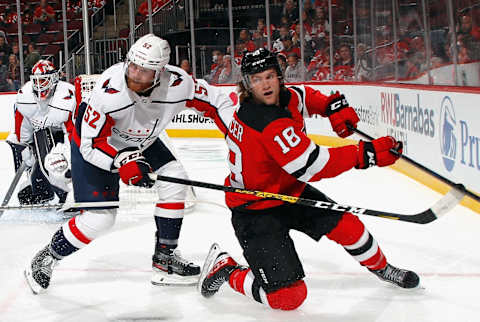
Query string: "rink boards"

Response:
xmin=0 ymin=82 xmax=478 ymax=213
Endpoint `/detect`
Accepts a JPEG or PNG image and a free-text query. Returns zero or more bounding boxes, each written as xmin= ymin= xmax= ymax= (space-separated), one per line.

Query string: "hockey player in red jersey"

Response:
xmin=198 ymin=48 xmax=420 ymax=310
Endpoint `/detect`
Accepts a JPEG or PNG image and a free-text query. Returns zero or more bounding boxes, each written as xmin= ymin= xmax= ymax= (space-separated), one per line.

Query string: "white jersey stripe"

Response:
xmin=282 ymin=141 xmax=316 ymax=174
xmin=297 ymin=147 xmax=331 ymax=182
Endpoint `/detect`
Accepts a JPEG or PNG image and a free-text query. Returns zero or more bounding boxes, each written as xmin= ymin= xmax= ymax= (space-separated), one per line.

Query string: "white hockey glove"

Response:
xmin=21 ymin=146 xmax=35 ymax=167
xmin=45 ymin=143 xmax=72 ymax=191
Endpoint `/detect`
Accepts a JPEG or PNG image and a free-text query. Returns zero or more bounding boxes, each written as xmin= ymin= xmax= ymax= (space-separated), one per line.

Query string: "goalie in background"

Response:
xmin=7 ymin=59 xmax=76 ymax=207
xmin=198 ymin=48 xmax=420 ymax=311
xmin=24 ymin=33 xmax=235 ymax=294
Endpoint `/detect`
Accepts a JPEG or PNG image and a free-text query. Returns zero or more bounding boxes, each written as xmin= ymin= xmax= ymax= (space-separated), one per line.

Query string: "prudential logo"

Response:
xmin=439 ymin=96 xmax=456 ymax=172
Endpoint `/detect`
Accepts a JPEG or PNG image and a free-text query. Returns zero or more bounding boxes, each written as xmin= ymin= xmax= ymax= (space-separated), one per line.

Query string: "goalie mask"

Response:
xmin=125 ymin=33 xmax=170 ymax=92
xmin=30 ymin=60 xmax=59 ymax=101
xmin=241 ymin=48 xmax=283 ymax=90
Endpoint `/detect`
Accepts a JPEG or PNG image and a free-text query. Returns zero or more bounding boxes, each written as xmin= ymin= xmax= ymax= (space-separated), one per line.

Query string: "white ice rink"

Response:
xmin=0 ymin=138 xmax=479 ymax=322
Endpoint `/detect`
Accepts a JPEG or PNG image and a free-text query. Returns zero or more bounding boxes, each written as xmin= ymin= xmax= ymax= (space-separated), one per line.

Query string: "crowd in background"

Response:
xmin=200 ymin=0 xmax=480 ymax=85
xmin=0 ymin=0 xmax=106 ymax=91
xmin=1 ymin=0 xmax=480 ymax=91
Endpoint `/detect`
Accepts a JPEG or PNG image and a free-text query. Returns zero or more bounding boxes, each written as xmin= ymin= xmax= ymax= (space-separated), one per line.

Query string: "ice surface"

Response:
xmin=0 ymin=138 xmax=479 ymax=322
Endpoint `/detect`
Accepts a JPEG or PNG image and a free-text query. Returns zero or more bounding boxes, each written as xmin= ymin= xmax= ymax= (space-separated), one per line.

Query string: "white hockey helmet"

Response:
xmin=126 ymin=33 xmax=170 ymax=89
xmin=30 ymin=59 xmax=59 ymax=100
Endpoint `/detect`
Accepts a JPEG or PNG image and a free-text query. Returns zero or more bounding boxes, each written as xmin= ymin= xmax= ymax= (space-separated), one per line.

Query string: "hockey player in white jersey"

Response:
xmin=25 ymin=34 xmax=234 ymax=294
xmin=7 ymin=59 xmax=75 ymax=206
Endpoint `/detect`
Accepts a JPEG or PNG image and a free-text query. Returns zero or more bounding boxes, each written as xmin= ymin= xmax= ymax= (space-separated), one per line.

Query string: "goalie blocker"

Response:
xmin=7 ymin=128 xmax=70 ymax=205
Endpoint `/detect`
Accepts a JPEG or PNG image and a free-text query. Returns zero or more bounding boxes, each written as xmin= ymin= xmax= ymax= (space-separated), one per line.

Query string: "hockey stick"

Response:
xmin=349 ymin=125 xmax=479 ymax=203
xmin=146 ymin=174 xmax=464 ymax=224
xmin=0 ymin=161 xmax=28 ymax=218
xmin=0 ymin=198 xmax=228 ymax=212
xmin=0 ymin=174 xmax=463 ymax=224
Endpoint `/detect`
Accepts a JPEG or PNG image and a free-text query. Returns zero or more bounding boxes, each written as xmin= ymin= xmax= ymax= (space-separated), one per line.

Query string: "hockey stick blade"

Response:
xmin=150 ymin=174 xmax=465 ymax=224
xmin=349 ymin=125 xmax=479 ymax=203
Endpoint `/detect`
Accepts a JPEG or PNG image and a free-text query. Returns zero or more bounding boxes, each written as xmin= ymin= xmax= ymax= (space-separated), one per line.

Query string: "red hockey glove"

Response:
xmin=324 ymin=91 xmax=359 ymax=138
xmin=356 ymin=136 xmax=403 ymax=169
xmin=113 ymin=149 xmax=155 ymax=188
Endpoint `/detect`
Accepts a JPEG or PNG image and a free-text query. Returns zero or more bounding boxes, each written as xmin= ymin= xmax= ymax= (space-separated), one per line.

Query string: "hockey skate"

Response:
xmin=370 ymin=263 xmax=420 ymax=289
xmin=151 ymin=248 xmax=200 ymax=286
xmin=24 ymin=245 xmax=58 ymax=294
xmin=198 ymin=243 xmax=243 ymax=298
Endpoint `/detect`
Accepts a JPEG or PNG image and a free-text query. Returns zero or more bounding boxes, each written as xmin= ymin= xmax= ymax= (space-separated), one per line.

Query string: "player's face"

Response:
xmin=126 ymin=62 xmax=156 ymax=93
xmin=249 ymin=69 xmax=280 ymax=106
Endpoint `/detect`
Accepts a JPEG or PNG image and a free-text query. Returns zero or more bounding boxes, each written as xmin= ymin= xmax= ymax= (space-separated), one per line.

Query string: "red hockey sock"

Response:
xmin=327 ymin=212 xmax=387 ymax=271
xmin=229 ymin=267 xmax=251 ymax=294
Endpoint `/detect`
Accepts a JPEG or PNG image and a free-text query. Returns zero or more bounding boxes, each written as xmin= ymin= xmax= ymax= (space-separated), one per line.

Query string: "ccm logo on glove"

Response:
xmin=324 ymin=92 xmax=359 ymax=138
xmin=113 ymin=149 xmax=155 ymax=188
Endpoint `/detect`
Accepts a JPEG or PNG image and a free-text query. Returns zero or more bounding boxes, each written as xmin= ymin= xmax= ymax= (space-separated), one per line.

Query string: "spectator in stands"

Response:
xmin=205 ymin=50 xmax=224 ymax=84
xmin=277 ymin=52 xmax=287 ymax=77
xmin=292 ymin=10 xmax=313 ymax=38
xmin=0 ymin=34 xmax=11 ymax=65
xmin=256 ymin=18 xmax=275 ymax=40
xmin=284 ymin=52 xmax=306 ymax=82
xmin=218 ymin=55 xmax=241 ymax=84
xmin=180 ymin=59 xmax=192 ymax=74
xmin=282 ymin=0 xmax=299 ymax=25
xmin=138 ymin=0 xmax=165 ymax=17
xmin=354 ymin=42 xmax=371 ymax=81
xmin=311 ymin=6 xmax=330 ymax=45
xmin=303 ymin=0 xmax=315 ymax=20
xmin=0 ymin=61 xmax=9 ymax=92
xmin=310 ymin=47 xmax=331 ymax=81
xmin=10 ymin=42 xmax=20 ymax=61
xmin=277 ymin=25 xmax=291 ymax=42
xmin=280 ymin=35 xmax=301 ymax=58
xmin=457 ymin=13 xmax=480 ymax=41
xmin=335 ymin=44 xmax=354 ymax=67
xmin=24 ymin=43 xmax=41 ymax=73
xmin=89 ymin=0 xmax=107 ymax=12
xmin=3 ymin=6 xmax=18 ymax=25
xmin=34 ymin=0 xmax=56 ymax=27
xmin=236 ymin=29 xmax=256 ymax=54
xmin=6 ymin=54 xmax=20 ymax=91
xmin=67 ymin=0 xmax=82 ymax=14
xmin=252 ymin=31 xmax=267 ymax=50
xmin=23 ymin=5 xmax=35 ymax=25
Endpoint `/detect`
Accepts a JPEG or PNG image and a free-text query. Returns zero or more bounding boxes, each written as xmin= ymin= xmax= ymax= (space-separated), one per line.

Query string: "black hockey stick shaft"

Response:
xmin=349 ymin=125 xmax=479 ymax=203
xmin=0 ymin=161 xmax=28 ymax=218
xmin=151 ymin=174 xmax=463 ymax=224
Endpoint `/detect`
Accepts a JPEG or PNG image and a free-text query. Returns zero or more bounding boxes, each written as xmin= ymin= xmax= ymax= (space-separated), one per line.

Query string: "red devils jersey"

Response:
xmin=225 ymin=86 xmax=359 ymax=210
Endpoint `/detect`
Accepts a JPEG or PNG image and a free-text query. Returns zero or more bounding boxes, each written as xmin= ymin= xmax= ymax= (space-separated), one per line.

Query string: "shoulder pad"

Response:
xmin=50 ymin=81 xmax=76 ymax=112
xmin=88 ymin=64 xmax=132 ymax=113
xmin=163 ymin=65 xmax=195 ymax=100
xmin=16 ymin=81 xmax=36 ymax=104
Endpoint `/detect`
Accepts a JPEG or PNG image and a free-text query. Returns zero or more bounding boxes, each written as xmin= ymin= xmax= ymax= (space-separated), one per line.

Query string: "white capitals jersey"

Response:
xmin=15 ymin=80 xmax=76 ymax=144
xmin=74 ymin=63 xmax=235 ymax=171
